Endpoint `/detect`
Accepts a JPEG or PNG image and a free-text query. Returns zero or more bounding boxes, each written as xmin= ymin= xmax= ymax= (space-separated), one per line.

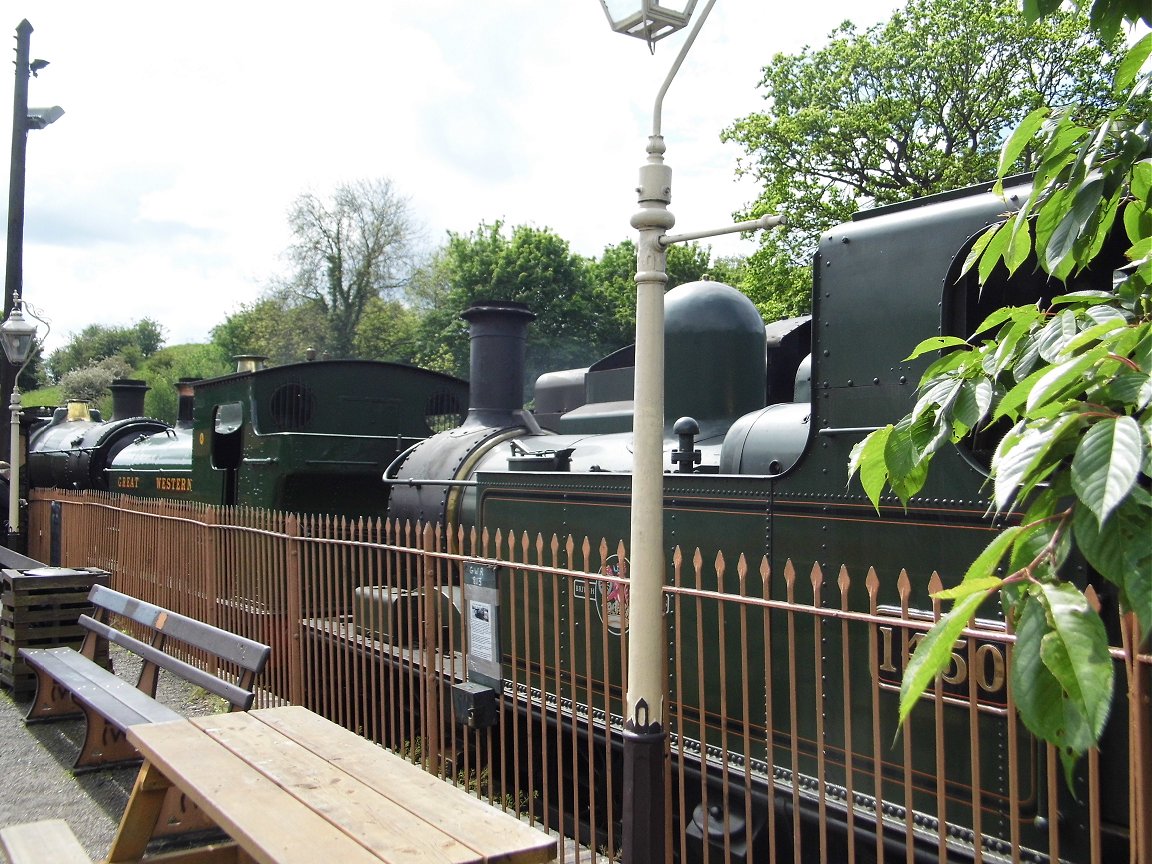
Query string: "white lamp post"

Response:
xmin=599 ymin=3 xmax=786 ymax=860
xmin=599 ymin=2 xmax=714 ymax=861
xmin=0 ymin=295 xmax=42 ymax=550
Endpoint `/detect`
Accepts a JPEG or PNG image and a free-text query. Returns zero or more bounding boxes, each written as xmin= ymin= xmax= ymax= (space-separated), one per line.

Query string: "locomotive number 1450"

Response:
xmin=875 ymin=611 xmax=1008 ymax=714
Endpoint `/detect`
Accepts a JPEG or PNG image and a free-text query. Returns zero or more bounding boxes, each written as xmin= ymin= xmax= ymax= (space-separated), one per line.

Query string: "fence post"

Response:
xmin=49 ymin=498 xmax=61 ymax=566
xmin=285 ymin=514 xmax=304 ymax=707
xmin=1127 ymin=613 xmax=1151 ymax=863
xmin=421 ymin=522 xmax=442 ymax=773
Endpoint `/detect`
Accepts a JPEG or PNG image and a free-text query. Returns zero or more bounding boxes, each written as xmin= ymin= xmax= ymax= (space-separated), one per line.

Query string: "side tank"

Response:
xmin=107 ymin=378 xmax=198 ymax=497
xmin=27 ymin=380 xmax=170 ymax=491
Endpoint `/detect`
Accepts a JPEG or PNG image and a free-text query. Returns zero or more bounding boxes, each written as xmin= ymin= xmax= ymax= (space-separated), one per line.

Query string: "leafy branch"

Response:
xmin=849 ymin=29 xmax=1151 ymax=785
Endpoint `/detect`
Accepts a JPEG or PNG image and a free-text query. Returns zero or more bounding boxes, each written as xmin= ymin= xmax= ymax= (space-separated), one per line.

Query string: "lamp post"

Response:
xmin=599 ymin=3 xmax=710 ymax=862
xmin=599 ymin=3 xmax=786 ymax=860
xmin=2 ymin=19 xmax=62 ymax=463
xmin=0 ymin=294 xmax=40 ymax=551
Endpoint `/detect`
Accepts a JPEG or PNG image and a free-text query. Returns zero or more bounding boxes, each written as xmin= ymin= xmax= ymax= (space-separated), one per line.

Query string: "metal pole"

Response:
xmin=8 ymin=385 xmax=21 ymax=551
xmin=1 ymin=20 xmax=32 ymax=465
xmin=621 ymin=4 xmax=716 ymax=862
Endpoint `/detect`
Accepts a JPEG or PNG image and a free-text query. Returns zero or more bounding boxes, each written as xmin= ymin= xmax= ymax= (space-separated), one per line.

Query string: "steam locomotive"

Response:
xmin=26 ymin=359 xmax=469 ymax=518
xmin=22 ymin=175 xmax=1138 ymax=862
xmin=380 ymin=177 xmax=1135 ymax=863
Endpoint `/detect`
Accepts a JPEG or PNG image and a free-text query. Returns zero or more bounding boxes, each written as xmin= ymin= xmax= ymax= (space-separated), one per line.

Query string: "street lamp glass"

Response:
xmin=599 ymin=0 xmax=698 ymax=43
xmin=0 ymin=302 xmax=38 ymax=366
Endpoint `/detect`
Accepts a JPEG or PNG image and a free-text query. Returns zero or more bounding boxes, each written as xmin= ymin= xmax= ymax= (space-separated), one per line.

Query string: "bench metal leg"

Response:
xmin=24 ymin=670 xmax=84 ymax=723
xmin=73 ymin=713 xmax=140 ymax=772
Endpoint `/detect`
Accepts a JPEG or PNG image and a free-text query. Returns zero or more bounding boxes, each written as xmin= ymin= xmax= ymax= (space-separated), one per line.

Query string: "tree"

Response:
xmin=589 ymin=241 xmax=742 ymax=347
xmin=722 ymin=0 xmax=1127 ymax=317
xmin=138 ymin=343 xmax=232 ymax=423
xmin=353 ymin=297 xmax=422 ymax=364
xmin=211 ymin=292 xmax=330 ymax=366
xmin=46 ymin=319 xmax=165 ymax=381
xmin=412 ymin=222 xmax=615 ymax=387
xmin=282 ymin=178 xmax=416 ymax=357
xmin=850 ymin=8 xmax=1150 ymax=781
xmin=58 ymin=356 xmax=134 ymax=405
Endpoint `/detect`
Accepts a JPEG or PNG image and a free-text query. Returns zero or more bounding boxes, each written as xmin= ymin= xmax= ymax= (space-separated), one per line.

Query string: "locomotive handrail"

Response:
xmin=380 ymin=477 xmax=479 ymax=489
xmin=382 ymin=440 xmax=423 ymax=481
xmin=816 ymin=425 xmax=883 ymax=436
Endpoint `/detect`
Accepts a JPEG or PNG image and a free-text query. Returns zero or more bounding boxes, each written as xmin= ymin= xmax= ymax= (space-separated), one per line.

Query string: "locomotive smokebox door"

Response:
xmin=463 ymin=561 xmax=502 ymax=689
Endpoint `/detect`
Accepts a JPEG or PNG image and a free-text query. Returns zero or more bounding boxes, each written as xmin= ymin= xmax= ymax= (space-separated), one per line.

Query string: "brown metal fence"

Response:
xmin=27 ymin=490 xmax=1152 ymax=864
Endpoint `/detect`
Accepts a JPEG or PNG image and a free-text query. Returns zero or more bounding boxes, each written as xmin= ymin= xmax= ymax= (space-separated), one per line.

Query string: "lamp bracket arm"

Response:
xmin=651 ymin=0 xmax=718 ymax=138
xmin=659 ymin=213 xmax=786 ymax=248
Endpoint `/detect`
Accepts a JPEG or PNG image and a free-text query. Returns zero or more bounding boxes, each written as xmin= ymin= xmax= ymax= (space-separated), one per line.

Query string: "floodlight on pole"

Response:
xmin=3 ymin=19 xmax=62 ymax=493
xmin=600 ymin=2 xmax=715 ymax=861
xmin=26 ymin=105 xmax=63 ymax=130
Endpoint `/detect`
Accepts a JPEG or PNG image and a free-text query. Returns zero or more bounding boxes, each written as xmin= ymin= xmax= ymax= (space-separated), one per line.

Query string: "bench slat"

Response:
xmin=0 ymin=818 xmax=91 ymax=864
xmin=129 ymin=721 xmax=388 ymax=864
xmin=88 ymin=586 xmax=270 ymax=674
xmin=79 ymin=616 xmax=254 ymax=710
xmin=251 ymin=707 xmax=557 ymax=863
xmin=196 ymin=711 xmax=482 ymax=863
xmin=21 ymin=647 xmax=183 ymax=727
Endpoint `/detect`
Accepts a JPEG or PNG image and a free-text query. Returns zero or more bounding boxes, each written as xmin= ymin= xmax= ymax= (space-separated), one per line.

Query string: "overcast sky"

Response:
xmin=5 ymin=1 xmax=902 ymax=356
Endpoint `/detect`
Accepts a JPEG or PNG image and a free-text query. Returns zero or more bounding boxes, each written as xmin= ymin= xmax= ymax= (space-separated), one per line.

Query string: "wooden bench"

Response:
xmin=19 ymin=585 xmax=271 ymax=772
xmin=0 ymin=819 xmax=90 ymax=864
xmin=106 ymin=706 xmax=558 ymax=863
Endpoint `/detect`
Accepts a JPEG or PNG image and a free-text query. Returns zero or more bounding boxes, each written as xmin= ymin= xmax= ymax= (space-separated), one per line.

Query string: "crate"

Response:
xmin=0 ymin=567 xmax=111 ymax=696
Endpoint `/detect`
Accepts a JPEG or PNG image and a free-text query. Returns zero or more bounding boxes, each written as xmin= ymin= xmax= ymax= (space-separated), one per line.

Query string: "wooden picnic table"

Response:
xmin=103 ymin=705 xmax=558 ymax=864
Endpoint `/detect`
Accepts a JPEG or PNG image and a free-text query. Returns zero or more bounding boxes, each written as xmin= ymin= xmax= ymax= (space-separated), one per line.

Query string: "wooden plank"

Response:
xmin=89 ymin=586 xmax=271 ymax=673
xmin=191 ymin=711 xmax=484 ymax=864
xmin=127 ymin=721 xmax=387 ymax=864
xmin=23 ymin=647 xmax=184 ymax=726
xmin=246 ymin=707 xmax=557 ymax=864
xmin=0 ymin=818 xmax=91 ymax=864
xmin=79 ymin=616 xmax=255 ymax=709
xmin=106 ymin=761 xmax=175 ymax=863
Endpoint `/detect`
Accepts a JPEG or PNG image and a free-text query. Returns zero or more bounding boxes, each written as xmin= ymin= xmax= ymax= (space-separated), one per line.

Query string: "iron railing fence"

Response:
xmin=27 ymin=490 xmax=1152 ymax=864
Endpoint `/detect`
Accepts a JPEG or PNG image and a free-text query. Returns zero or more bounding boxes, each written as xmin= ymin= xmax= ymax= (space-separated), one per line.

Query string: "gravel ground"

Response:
xmin=0 ymin=645 xmax=223 ymax=861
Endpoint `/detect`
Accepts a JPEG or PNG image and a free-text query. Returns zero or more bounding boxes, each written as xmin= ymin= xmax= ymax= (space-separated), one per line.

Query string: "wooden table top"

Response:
xmin=125 ymin=706 xmax=557 ymax=864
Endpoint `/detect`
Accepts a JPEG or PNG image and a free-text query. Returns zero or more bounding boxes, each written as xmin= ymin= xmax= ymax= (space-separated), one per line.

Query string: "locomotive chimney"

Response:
xmin=109 ymin=379 xmax=149 ymax=420
xmin=175 ymin=377 xmax=199 ymax=427
xmin=460 ymin=300 xmax=536 ymax=428
xmin=234 ymin=354 xmax=267 ymax=374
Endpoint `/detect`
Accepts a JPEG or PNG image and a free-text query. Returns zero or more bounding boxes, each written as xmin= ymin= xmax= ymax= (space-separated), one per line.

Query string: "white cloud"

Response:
xmin=5 ymin=0 xmax=899 ymax=355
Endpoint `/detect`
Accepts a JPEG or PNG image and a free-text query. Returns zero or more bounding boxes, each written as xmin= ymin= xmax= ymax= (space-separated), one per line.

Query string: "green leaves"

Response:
xmin=850 ymin=24 xmax=1151 ymax=787
xmin=1013 ymin=585 xmax=1113 ymax=786
xmin=1070 ymin=416 xmax=1142 ymax=526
